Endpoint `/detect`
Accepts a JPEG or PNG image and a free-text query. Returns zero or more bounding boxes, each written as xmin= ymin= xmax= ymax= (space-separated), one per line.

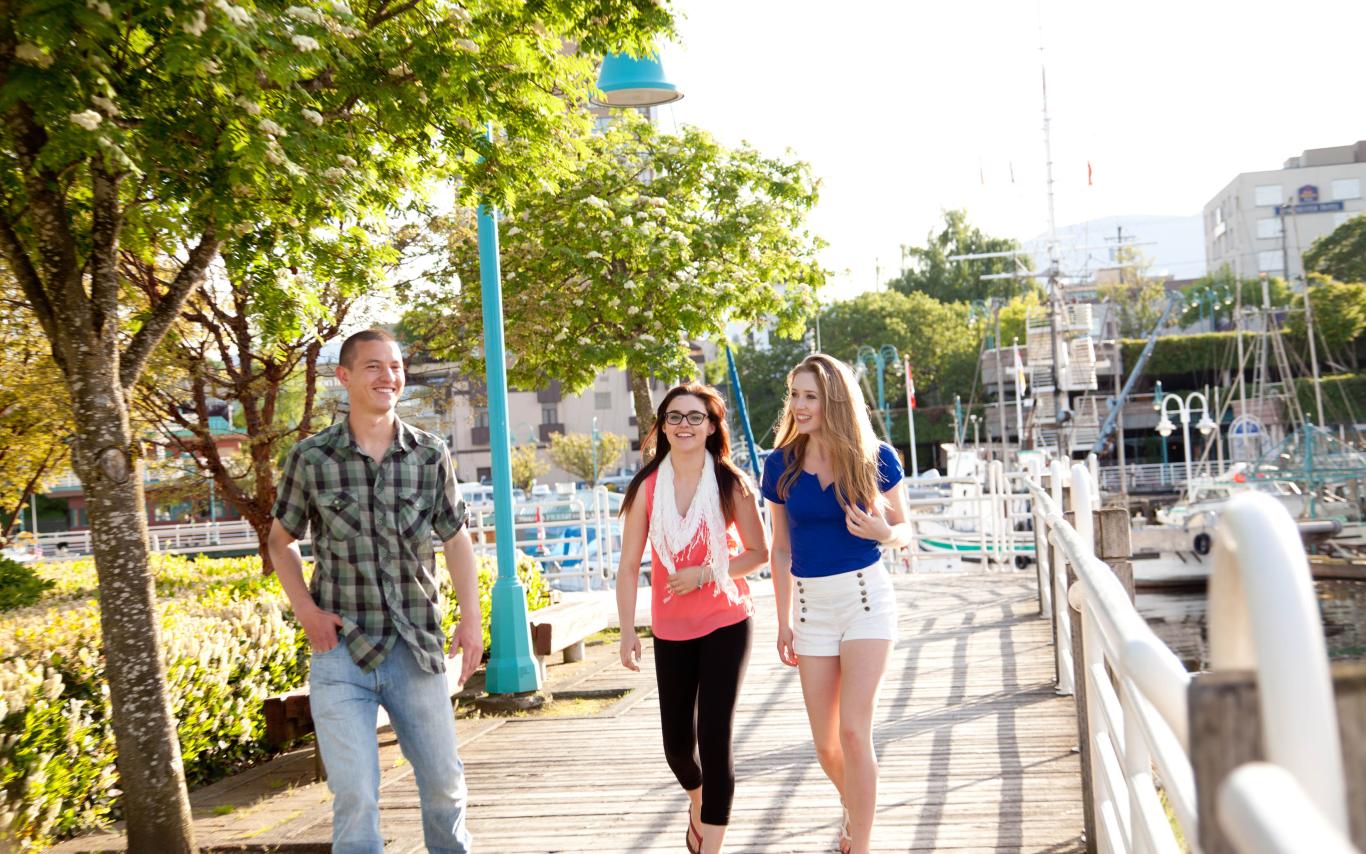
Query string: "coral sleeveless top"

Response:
xmin=644 ymin=470 xmax=753 ymax=641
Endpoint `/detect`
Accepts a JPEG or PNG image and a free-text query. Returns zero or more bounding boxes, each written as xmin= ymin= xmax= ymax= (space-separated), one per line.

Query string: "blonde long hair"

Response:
xmin=772 ymin=353 xmax=884 ymax=510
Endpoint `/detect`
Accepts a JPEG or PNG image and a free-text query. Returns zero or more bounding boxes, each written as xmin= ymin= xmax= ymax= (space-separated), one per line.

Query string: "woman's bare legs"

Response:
xmin=797 ymin=655 xmax=847 ymax=848
xmin=837 ymin=639 xmax=893 ymax=854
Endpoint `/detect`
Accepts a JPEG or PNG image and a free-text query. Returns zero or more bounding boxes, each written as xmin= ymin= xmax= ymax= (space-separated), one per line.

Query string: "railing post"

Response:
xmin=1049 ymin=460 xmax=1073 ymax=696
xmin=1067 ymin=463 xmax=1100 ymax=854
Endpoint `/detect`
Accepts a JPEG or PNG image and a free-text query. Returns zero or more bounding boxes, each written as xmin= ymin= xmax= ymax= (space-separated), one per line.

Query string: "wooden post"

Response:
xmin=1092 ymin=507 xmax=1135 ymax=602
xmin=1062 ymin=483 xmax=1098 ymax=854
xmin=1188 ymin=661 xmax=1366 ymax=853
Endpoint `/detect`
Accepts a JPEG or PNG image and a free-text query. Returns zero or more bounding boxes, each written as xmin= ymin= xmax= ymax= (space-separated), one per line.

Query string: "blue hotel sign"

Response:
xmin=1275 ymin=184 xmax=1345 ymax=216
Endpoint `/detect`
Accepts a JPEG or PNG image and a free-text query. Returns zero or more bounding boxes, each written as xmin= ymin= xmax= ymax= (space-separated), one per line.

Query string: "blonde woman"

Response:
xmin=760 ymin=354 xmax=913 ymax=854
xmin=617 ymin=383 xmax=770 ymax=854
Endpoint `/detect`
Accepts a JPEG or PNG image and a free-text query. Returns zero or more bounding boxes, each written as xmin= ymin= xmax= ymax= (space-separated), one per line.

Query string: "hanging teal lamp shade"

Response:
xmin=593 ymin=52 xmax=683 ymax=108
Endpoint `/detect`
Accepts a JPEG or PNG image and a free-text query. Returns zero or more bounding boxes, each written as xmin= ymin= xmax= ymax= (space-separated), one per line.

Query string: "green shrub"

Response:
xmin=0 ymin=551 xmax=549 ymax=850
xmin=0 ymin=557 xmax=54 ymax=612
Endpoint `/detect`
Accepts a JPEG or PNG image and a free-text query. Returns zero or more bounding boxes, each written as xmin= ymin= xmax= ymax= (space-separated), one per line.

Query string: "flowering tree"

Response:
xmin=548 ymin=431 xmax=628 ymax=486
xmin=0 ymin=0 xmax=670 ymax=848
xmin=402 ymin=111 xmax=825 ymax=440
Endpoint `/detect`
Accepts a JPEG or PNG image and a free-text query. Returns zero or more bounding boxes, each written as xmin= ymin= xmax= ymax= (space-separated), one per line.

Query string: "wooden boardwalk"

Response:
xmin=55 ymin=570 xmax=1084 ymax=853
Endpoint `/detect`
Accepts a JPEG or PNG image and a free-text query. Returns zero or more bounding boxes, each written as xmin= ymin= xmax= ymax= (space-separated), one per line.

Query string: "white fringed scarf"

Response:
xmin=649 ymin=452 xmax=743 ymax=605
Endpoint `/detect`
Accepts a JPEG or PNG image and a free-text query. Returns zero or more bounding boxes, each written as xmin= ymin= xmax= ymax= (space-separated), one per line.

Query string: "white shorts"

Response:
xmin=792 ymin=561 xmax=898 ymax=656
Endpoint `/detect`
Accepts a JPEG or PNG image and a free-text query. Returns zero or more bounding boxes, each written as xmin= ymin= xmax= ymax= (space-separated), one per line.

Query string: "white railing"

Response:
xmin=900 ymin=461 xmax=1036 ymax=571
xmin=1025 ymin=460 xmax=1356 ymax=853
xmin=1097 ymin=460 xmax=1233 ymax=493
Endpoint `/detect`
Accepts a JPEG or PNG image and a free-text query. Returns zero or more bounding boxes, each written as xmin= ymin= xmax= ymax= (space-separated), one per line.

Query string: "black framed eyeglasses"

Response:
xmin=664 ymin=411 xmax=708 ymax=426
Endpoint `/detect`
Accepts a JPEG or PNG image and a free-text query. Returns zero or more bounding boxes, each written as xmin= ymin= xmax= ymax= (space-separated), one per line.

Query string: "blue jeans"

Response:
xmin=309 ymin=639 xmax=472 ymax=854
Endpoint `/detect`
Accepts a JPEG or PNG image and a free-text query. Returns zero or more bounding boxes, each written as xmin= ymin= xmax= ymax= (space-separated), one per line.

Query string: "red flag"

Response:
xmin=1087 ymin=161 xmax=1093 ymax=186
xmin=906 ymin=366 xmax=916 ymax=410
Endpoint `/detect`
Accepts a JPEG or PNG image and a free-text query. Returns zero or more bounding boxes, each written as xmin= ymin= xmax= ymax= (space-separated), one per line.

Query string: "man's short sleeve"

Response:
xmin=760 ymin=448 xmax=785 ymax=505
xmin=432 ymin=445 xmax=467 ymax=542
xmin=876 ymin=443 xmax=905 ymax=494
xmin=272 ymin=445 xmax=311 ymax=540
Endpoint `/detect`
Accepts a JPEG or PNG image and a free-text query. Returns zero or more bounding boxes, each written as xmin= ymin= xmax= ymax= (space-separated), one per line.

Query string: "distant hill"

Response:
xmin=1028 ymin=213 xmax=1206 ymax=282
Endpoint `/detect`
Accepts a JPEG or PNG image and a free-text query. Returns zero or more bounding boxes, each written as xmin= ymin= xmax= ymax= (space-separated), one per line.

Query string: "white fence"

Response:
xmin=1024 ymin=459 xmax=1356 ymax=853
xmin=32 ymin=488 xmax=629 ymax=594
xmin=1096 ymin=461 xmax=1233 ymax=493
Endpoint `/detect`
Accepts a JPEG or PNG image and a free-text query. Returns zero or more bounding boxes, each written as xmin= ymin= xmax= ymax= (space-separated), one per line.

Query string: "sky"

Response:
xmin=656 ymin=0 xmax=1366 ymax=301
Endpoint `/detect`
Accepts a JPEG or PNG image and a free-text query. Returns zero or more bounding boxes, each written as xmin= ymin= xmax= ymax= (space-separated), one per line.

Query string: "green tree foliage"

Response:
xmin=0 ymin=555 xmax=52 ymax=611
xmin=1305 ymin=214 xmax=1366 ymax=284
xmin=548 ymin=431 xmax=628 ymax=486
xmin=0 ymin=1 xmax=671 ymax=848
xmin=401 ymin=111 xmax=825 ymax=440
xmin=1285 ymin=280 xmax=1366 ymax=371
xmin=1096 ymin=248 xmax=1173 ymax=337
xmin=816 ymin=290 xmax=977 ymax=411
xmin=509 ymin=443 xmax=548 ymax=492
xmin=996 ymin=288 xmax=1045 ymax=348
xmin=889 ymin=210 xmax=1025 ymax=303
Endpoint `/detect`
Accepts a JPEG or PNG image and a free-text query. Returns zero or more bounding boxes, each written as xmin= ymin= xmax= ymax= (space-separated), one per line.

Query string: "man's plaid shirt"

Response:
xmin=273 ymin=418 xmax=467 ymax=674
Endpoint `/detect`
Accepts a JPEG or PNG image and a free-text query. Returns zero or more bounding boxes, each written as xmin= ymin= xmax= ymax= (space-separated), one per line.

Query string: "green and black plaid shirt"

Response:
xmin=272 ymin=418 xmax=467 ymax=675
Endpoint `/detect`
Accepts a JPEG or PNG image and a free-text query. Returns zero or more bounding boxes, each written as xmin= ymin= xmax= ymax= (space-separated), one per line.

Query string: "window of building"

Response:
xmin=595 ymin=392 xmax=612 ymax=410
xmin=1257 ymin=250 xmax=1284 ymax=273
xmin=476 ymin=466 xmax=492 ymax=484
xmin=541 ymin=405 xmax=558 ymax=425
xmin=1254 ymin=185 xmax=1283 ymax=207
xmin=1256 ymin=217 xmax=1283 ymax=240
xmin=474 ymin=408 xmax=489 ymax=428
xmin=1331 ymin=178 xmax=1361 ymax=201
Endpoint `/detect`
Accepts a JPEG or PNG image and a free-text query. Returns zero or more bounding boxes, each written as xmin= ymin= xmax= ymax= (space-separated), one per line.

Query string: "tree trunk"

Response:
xmin=630 ymin=371 xmax=655 ymax=454
xmin=71 ymin=369 xmax=195 ymax=854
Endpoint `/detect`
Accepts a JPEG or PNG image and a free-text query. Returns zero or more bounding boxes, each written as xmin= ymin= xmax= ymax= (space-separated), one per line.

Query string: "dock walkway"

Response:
xmin=55 ymin=571 xmax=1083 ymax=853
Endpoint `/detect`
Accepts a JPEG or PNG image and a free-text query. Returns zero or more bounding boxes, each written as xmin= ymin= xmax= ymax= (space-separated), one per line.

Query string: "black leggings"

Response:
xmin=652 ymin=617 xmax=752 ymax=826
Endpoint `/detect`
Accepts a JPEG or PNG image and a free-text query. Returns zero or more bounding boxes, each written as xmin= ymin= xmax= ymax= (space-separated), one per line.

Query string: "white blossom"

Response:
xmin=91 ymin=95 xmax=119 ymax=116
xmin=387 ymin=62 xmax=411 ymax=77
xmin=640 ymin=334 xmax=657 ymax=343
xmin=455 ymin=38 xmax=479 ymax=53
xmin=301 ymin=108 xmax=323 ymax=126
xmin=202 ymin=57 xmax=222 ymax=74
xmin=69 ymin=110 xmax=103 ymax=131
xmin=258 ymin=118 xmax=285 ymax=137
xmin=583 ymin=196 xmax=608 ymax=210
xmin=628 ymin=305 xmax=639 ymax=314
xmin=555 ymin=329 xmax=568 ymax=340
xmin=236 ymin=97 xmax=262 ymax=116
xmin=182 ymin=9 xmax=208 ymax=36
xmin=330 ymin=0 xmax=353 ymax=15
xmin=323 ymin=167 xmax=347 ymax=182
xmin=265 ymin=148 xmax=285 ymax=165
xmin=291 ymin=34 xmax=320 ymax=52
xmin=287 ymin=5 xmax=324 ymax=24
xmin=572 ymin=298 xmax=583 ymax=306
xmin=215 ymin=0 xmax=252 ymax=26
xmin=447 ymin=4 xmax=472 ymax=24
xmin=505 ymin=226 xmax=521 ymax=237
xmin=578 ymin=337 xmax=592 ymax=346
xmin=620 ymin=215 xmax=634 ymax=228
xmin=584 ymin=250 xmax=603 ymax=260
xmin=624 ymin=280 xmax=636 ymax=290
xmin=15 ymin=43 xmax=53 ymax=68
xmin=87 ymin=0 xmax=113 ymax=19
xmin=337 ymin=155 xmax=358 ymax=168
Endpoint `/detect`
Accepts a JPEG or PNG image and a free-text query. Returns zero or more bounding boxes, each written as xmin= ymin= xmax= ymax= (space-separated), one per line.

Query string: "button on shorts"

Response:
xmin=792 ymin=561 xmax=898 ymax=656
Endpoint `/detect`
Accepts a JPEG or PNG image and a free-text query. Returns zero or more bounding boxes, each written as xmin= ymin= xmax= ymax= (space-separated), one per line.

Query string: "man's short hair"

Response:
xmin=339 ymin=329 xmax=400 ymax=368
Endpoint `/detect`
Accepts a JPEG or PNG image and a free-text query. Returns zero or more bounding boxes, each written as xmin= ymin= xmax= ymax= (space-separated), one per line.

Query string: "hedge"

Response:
xmin=1296 ymin=373 xmax=1366 ymax=426
xmin=0 ymin=551 xmax=549 ymax=850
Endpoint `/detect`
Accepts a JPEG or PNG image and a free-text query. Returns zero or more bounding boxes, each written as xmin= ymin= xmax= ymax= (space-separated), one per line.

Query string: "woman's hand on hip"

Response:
xmin=777 ymin=624 xmax=798 ymax=667
xmin=619 ymin=633 xmax=641 ymax=671
xmin=666 ymin=565 xmax=705 ymax=596
xmin=846 ymin=505 xmax=892 ymax=543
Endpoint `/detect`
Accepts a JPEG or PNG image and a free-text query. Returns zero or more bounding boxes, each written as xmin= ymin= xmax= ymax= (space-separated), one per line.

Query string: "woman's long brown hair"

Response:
xmin=621 ymin=382 xmax=752 ymax=523
xmin=771 ymin=353 xmax=884 ymax=510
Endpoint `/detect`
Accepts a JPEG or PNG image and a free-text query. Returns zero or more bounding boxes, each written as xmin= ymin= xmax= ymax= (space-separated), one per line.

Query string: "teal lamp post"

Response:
xmin=481 ymin=52 xmax=682 ymax=695
xmin=477 ymin=123 xmax=539 ymax=695
xmin=855 ymin=344 xmax=901 ymax=442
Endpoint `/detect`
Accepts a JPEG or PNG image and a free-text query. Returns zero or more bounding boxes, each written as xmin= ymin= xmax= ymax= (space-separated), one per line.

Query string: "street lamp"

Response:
xmin=1156 ymin=390 xmax=1215 ymax=486
xmin=855 ymin=344 xmax=901 ymax=443
xmin=479 ymin=51 xmax=683 ymax=695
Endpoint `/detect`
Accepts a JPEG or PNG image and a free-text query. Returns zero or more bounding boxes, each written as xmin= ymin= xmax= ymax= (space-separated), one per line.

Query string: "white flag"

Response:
xmin=1013 ymin=346 xmax=1027 ymax=397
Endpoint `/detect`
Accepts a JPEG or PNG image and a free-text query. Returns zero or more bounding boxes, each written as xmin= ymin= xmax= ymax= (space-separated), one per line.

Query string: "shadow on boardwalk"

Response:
xmin=54 ymin=571 xmax=1084 ymax=853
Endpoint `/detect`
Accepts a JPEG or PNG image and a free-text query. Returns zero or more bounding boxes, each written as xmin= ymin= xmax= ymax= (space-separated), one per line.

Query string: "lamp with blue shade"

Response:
xmin=594 ymin=52 xmax=683 ymax=108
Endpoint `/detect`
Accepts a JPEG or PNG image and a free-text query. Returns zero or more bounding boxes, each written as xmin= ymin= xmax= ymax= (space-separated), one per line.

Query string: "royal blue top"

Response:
xmin=760 ymin=442 xmax=904 ymax=578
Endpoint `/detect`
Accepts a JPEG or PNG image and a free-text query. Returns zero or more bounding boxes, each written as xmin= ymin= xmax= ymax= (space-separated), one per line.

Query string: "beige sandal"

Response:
xmin=837 ymin=802 xmax=852 ymax=854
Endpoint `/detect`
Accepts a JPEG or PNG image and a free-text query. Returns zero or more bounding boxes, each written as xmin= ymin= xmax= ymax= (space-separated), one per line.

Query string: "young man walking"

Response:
xmin=269 ymin=328 xmax=483 ymax=854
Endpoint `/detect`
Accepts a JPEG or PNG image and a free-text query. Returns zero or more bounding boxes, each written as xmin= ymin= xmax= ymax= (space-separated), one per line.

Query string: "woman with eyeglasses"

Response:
xmin=761 ymin=354 xmax=912 ymax=854
xmin=616 ymin=382 xmax=770 ymax=854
